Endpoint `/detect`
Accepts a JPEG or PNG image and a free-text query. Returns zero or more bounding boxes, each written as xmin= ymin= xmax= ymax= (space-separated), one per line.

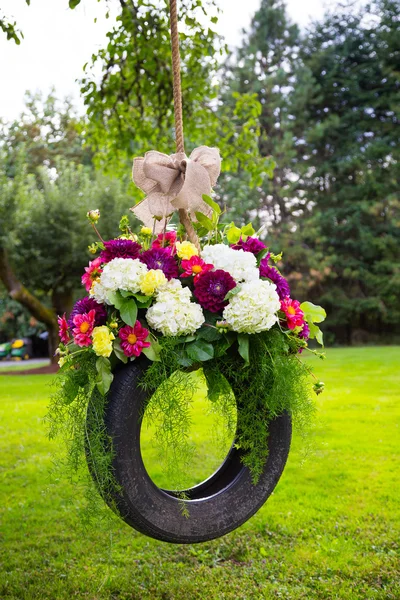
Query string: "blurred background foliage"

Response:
xmin=0 ymin=0 xmax=399 ymax=350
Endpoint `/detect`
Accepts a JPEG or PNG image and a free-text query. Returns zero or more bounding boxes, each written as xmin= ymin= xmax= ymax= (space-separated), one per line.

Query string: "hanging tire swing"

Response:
xmin=52 ymin=0 xmax=325 ymax=546
xmin=87 ymin=358 xmax=292 ymax=544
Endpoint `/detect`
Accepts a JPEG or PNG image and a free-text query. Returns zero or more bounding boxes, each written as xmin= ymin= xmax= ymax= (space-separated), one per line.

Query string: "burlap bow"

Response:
xmin=130 ymin=146 xmax=221 ymax=233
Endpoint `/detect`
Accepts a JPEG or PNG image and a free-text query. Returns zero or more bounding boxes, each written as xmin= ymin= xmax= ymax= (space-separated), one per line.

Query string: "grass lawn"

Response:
xmin=0 ymin=346 xmax=399 ymax=599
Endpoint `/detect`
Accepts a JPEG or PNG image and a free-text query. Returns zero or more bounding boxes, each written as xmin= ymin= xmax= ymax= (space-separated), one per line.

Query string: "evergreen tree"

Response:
xmin=221 ymin=0 xmax=311 ymax=230
xmin=287 ymin=0 xmax=400 ymax=342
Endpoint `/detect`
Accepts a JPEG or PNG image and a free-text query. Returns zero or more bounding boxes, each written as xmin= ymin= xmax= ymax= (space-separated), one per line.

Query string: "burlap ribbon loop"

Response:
xmin=130 ymin=146 xmax=221 ymax=233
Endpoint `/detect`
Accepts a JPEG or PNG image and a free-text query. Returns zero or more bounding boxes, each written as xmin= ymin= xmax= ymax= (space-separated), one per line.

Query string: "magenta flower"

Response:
xmin=260 ymin=259 xmax=291 ymax=300
xmin=100 ymin=239 xmax=142 ymax=263
xmin=119 ymin=322 xmax=151 ymax=357
xmin=232 ymin=237 xmax=267 ymax=255
xmin=68 ymin=297 xmax=107 ymax=330
xmin=180 ymin=256 xmax=214 ymax=283
xmin=81 ymin=257 xmax=103 ymax=292
xmin=152 ymin=231 xmax=177 ymax=254
xmin=194 ymin=269 xmax=236 ymax=313
xmin=280 ymin=297 xmax=305 ymax=330
xmin=57 ymin=314 xmax=70 ymax=344
xmin=72 ymin=309 xmax=96 ymax=347
xmin=139 ymin=247 xmax=179 ymax=280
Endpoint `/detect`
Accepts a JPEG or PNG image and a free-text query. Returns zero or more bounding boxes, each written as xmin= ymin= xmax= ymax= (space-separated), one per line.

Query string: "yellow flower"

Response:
xmin=176 ymin=241 xmax=199 ymax=260
xmin=140 ymin=226 xmax=153 ymax=236
xmin=92 ymin=326 xmax=115 ymax=358
xmin=140 ymin=269 xmax=167 ymax=296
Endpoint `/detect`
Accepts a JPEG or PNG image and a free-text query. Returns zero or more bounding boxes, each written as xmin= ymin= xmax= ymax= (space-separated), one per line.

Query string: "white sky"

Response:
xmin=0 ymin=0 xmax=326 ymax=121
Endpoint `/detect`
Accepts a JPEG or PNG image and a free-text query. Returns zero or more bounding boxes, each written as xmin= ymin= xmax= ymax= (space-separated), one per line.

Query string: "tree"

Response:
xmin=286 ymin=0 xmax=400 ymax=342
xmin=0 ymin=153 xmax=134 ymax=359
xmin=220 ymin=0 xmax=311 ymax=229
xmin=0 ymin=90 xmax=92 ymax=179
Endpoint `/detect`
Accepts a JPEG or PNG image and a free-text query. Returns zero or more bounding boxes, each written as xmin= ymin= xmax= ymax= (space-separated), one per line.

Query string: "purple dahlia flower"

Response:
xmin=299 ymin=321 xmax=310 ymax=341
xmin=67 ymin=297 xmax=107 ymax=329
xmin=194 ymin=269 xmax=236 ymax=313
xmin=100 ymin=239 xmax=142 ymax=263
xmin=232 ymin=236 xmax=267 ymax=255
xmin=259 ymin=259 xmax=291 ymax=300
xmin=139 ymin=247 xmax=179 ymax=280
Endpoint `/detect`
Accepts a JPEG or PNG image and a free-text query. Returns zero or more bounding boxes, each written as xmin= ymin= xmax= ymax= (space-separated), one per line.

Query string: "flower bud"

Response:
xmin=87 ymin=209 xmax=100 ymax=224
xmin=88 ymin=243 xmax=98 ymax=255
xmin=141 ymin=227 xmax=153 ymax=236
xmin=313 ymin=381 xmax=325 ymax=395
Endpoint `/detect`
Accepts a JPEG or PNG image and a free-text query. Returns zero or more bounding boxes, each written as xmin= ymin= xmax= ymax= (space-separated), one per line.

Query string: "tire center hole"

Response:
xmin=140 ymin=369 xmax=237 ymax=491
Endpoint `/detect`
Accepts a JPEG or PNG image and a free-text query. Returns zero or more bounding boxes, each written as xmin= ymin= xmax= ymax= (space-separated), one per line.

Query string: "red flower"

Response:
xmin=194 ymin=269 xmax=236 ymax=313
xmin=72 ymin=309 xmax=96 ymax=347
xmin=58 ymin=314 xmax=70 ymax=344
xmin=180 ymin=256 xmax=214 ymax=283
xmin=280 ymin=297 xmax=305 ymax=330
xmin=119 ymin=321 xmax=151 ymax=357
xmin=152 ymin=231 xmax=177 ymax=254
xmin=81 ymin=257 xmax=103 ymax=292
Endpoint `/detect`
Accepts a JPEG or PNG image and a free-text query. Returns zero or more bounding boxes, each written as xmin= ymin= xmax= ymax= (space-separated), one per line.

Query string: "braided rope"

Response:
xmin=169 ymin=0 xmax=201 ymax=251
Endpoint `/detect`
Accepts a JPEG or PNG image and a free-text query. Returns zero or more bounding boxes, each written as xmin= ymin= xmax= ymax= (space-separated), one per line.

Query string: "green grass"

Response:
xmin=0 ymin=347 xmax=399 ymax=599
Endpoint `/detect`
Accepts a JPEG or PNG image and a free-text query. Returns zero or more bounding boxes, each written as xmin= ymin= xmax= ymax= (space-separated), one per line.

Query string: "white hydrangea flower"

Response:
xmin=201 ymin=244 xmax=259 ymax=283
xmin=155 ymin=278 xmax=192 ymax=303
xmin=223 ymin=280 xmax=280 ymax=333
xmin=98 ymin=257 xmax=148 ymax=294
xmin=90 ymin=280 xmax=110 ymax=304
xmin=146 ymin=285 xmax=205 ymax=336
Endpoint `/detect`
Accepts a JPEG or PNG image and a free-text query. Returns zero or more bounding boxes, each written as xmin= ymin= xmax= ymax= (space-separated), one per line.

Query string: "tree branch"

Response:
xmin=0 ymin=245 xmax=57 ymax=328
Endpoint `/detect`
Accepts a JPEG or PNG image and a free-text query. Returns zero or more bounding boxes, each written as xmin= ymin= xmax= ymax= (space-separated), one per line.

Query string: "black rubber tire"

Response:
xmin=87 ymin=357 xmax=292 ymax=544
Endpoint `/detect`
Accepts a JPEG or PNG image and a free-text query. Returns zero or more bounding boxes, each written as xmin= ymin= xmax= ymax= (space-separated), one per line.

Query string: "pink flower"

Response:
xmin=58 ymin=314 xmax=70 ymax=344
xmin=152 ymin=231 xmax=177 ymax=254
xmin=180 ymin=256 xmax=214 ymax=283
xmin=72 ymin=309 xmax=96 ymax=347
xmin=119 ymin=321 xmax=151 ymax=357
xmin=280 ymin=297 xmax=305 ymax=330
xmin=81 ymin=257 xmax=103 ymax=292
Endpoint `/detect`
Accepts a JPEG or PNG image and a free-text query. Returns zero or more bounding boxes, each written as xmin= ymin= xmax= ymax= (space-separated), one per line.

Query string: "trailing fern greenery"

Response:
xmin=47 ymin=328 xmax=315 ymax=523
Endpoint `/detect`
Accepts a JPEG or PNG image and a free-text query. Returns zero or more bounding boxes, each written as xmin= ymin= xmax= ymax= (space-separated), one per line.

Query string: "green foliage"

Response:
xmin=0 ymin=290 xmax=46 ymax=342
xmin=223 ymin=0 xmax=400 ymax=344
xmin=142 ymin=329 xmax=315 ymax=487
xmin=46 ymin=351 xmax=120 ymax=524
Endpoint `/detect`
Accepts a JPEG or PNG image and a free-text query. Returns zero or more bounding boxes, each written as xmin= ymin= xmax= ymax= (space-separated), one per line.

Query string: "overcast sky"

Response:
xmin=0 ymin=0 xmax=326 ymax=121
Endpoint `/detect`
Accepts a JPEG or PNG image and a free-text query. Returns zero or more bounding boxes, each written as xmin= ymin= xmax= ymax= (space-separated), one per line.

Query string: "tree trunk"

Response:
xmin=0 ymin=245 xmax=59 ymax=363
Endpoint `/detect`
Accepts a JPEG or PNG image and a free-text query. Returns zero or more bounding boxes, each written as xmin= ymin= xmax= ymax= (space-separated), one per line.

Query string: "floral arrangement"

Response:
xmin=56 ymin=204 xmax=326 ymax=398
xmin=49 ymin=187 xmax=326 ymax=517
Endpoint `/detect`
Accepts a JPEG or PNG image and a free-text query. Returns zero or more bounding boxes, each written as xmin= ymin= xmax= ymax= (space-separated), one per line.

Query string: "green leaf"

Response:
xmin=202 ymin=194 xmax=221 ymax=215
xmin=195 ymin=211 xmax=215 ymax=231
xmin=95 ymin=357 xmax=113 ymax=395
xmin=226 ymin=224 xmax=242 ymax=244
xmin=238 ymin=333 xmax=250 ymax=364
xmin=224 ymin=285 xmax=240 ymax=301
xmin=256 ymin=248 xmax=270 ymax=265
xmin=119 ymin=289 xmax=133 ymax=298
xmin=112 ymin=339 xmax=128 ymax=364
xmin=308 ymin=322 xmax=324 ymax=345
xmin=133 ymin=294 xmax=150 ymax=303
xmin=185 ymin=339 xmax=214 ymax=362
xmin=241 ymin=223 xmax=255 ymax=236
xmin=142 ymin=336 xmax=161 ymax=362
xmin=107 ymin=290 xmax=124 ymax=309
xmin=119 ymin=298 xmax=138 ymax=327
xmin=196 ymin=325 xmax=221 ymax=342
xmin=69 ymin=0 xmax=81 ymax=8
xmin=300 ymin=302 xmax=327 ymax=324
